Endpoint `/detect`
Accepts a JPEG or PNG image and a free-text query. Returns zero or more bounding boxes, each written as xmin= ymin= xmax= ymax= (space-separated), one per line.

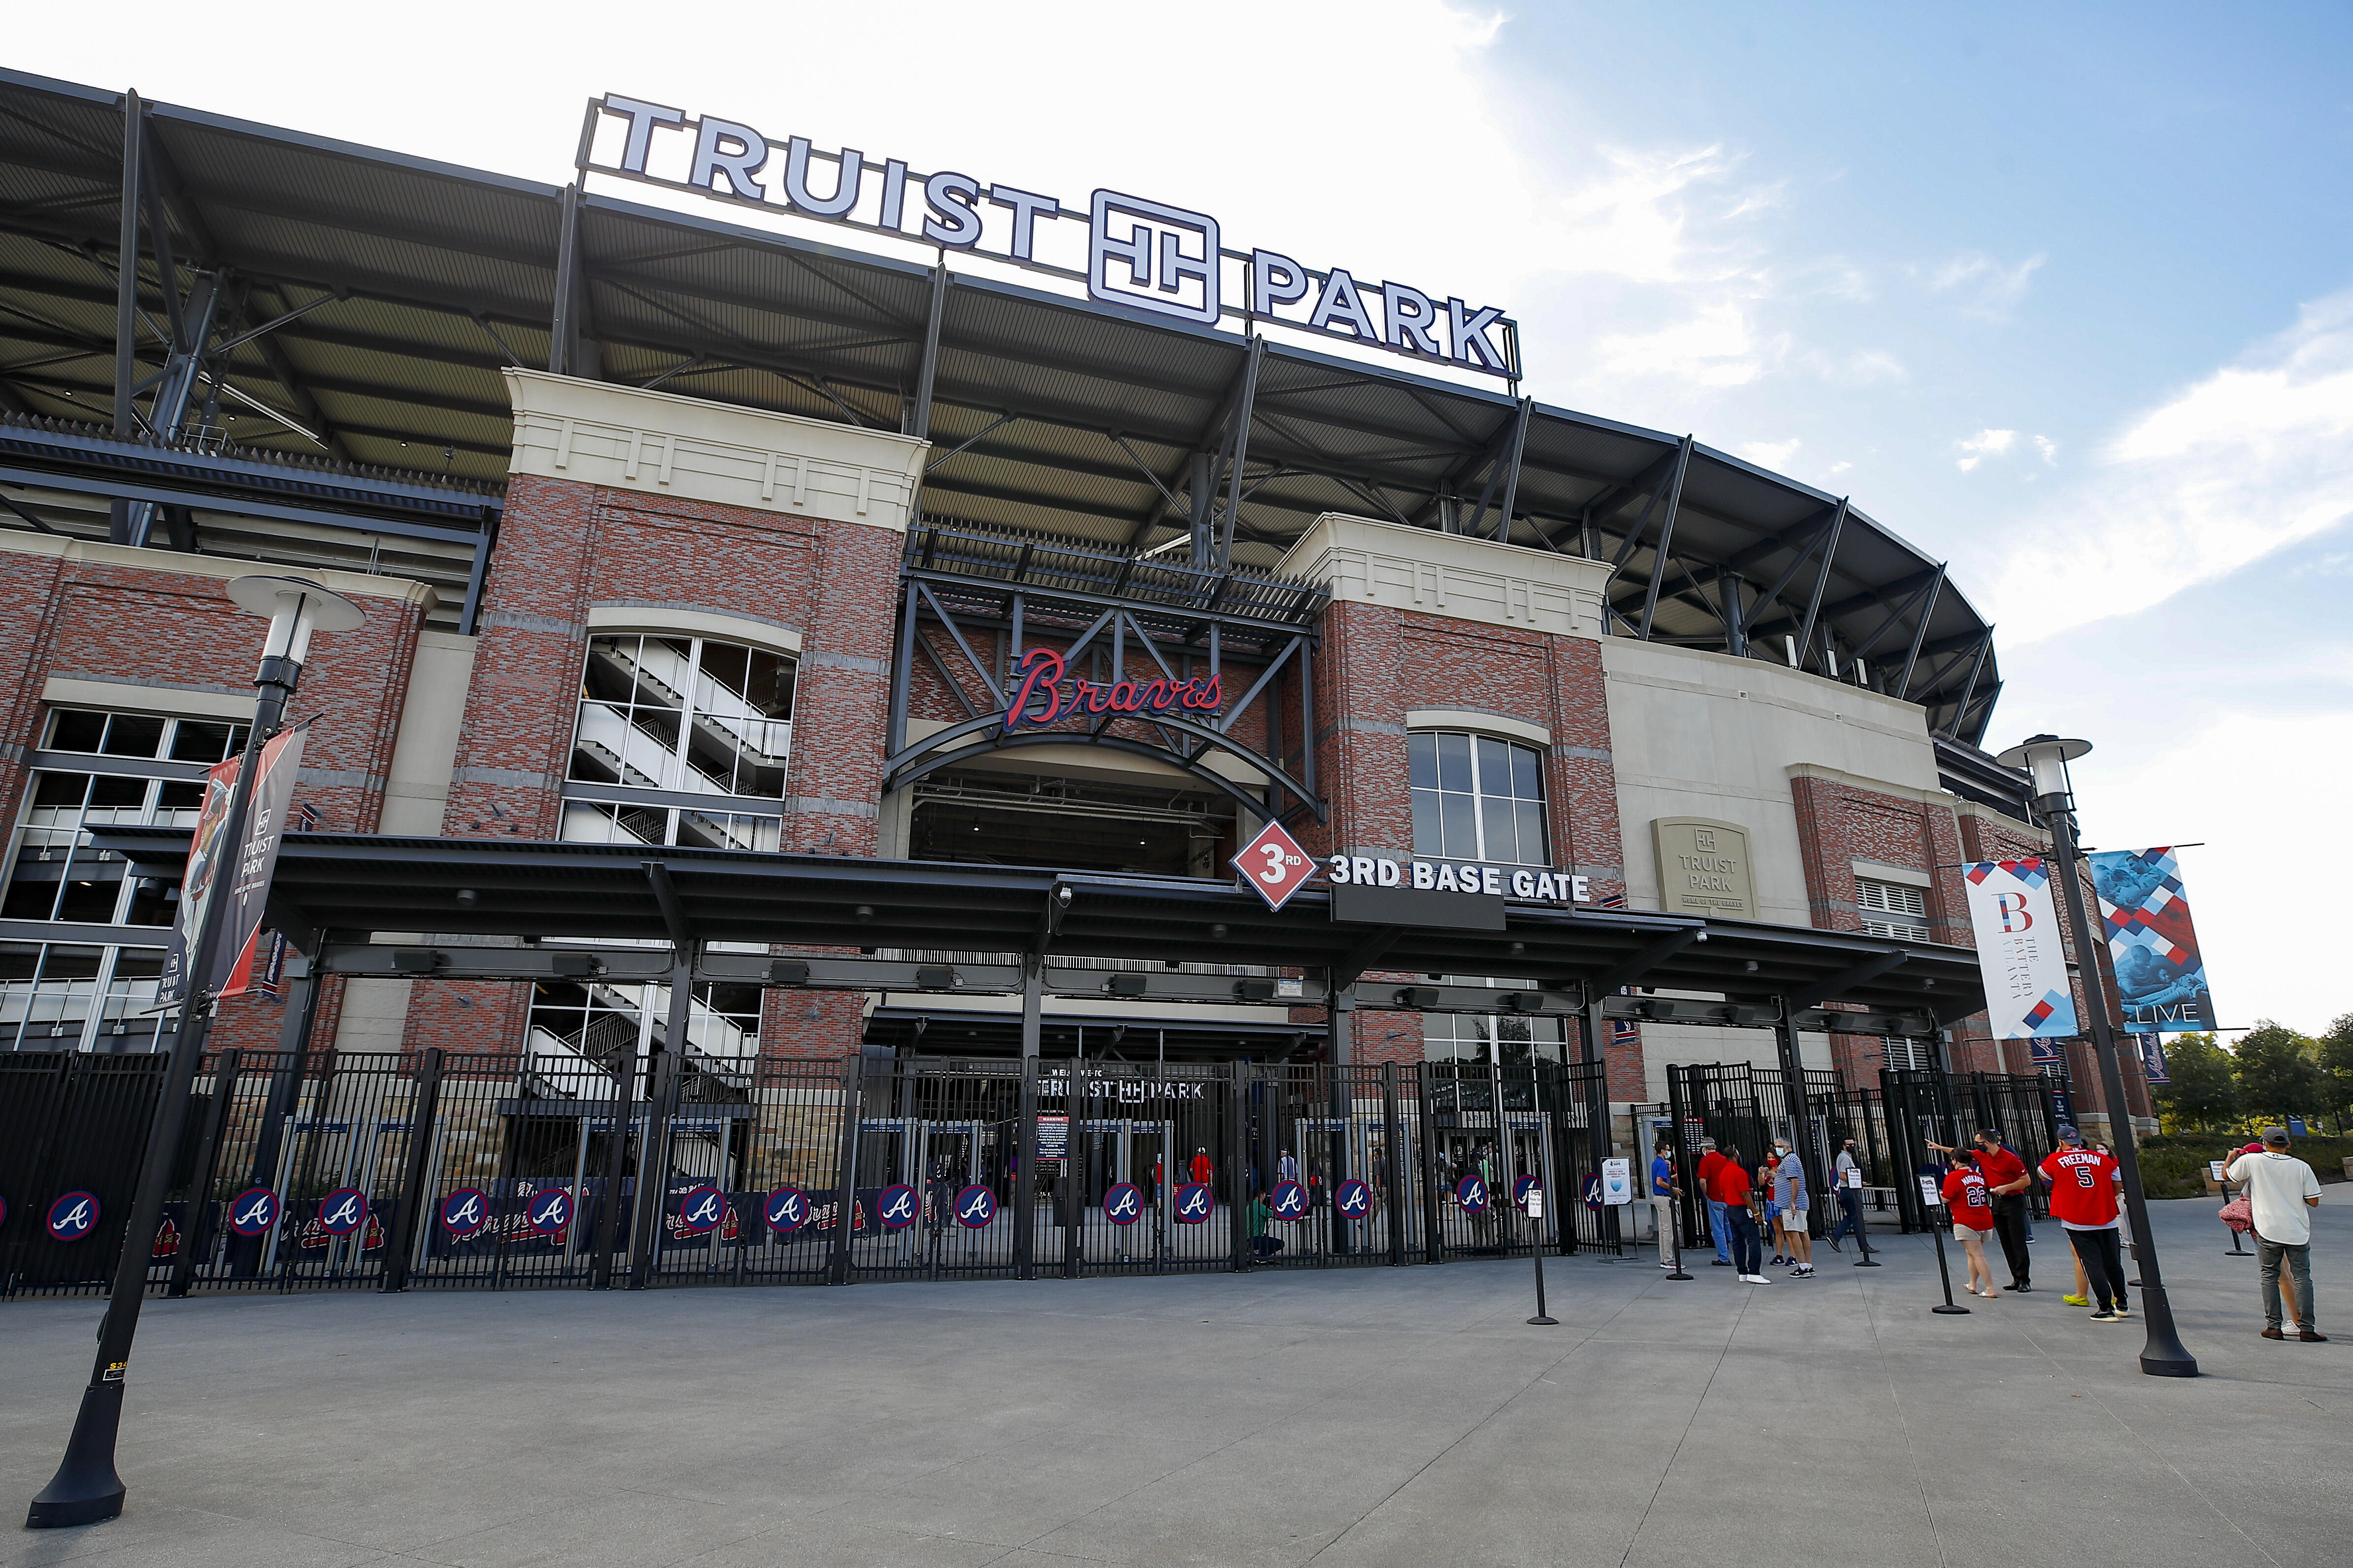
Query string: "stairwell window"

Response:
xmin=1856 ymin=877 xmax=1931 ymax=941
xmin=562 ymin=634 xmax=793 ymax=852
xmin=1409 ymin=732 xmax=1547 ymax=866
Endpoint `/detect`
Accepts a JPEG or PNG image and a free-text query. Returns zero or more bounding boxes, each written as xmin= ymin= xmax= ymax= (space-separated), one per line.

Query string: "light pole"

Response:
xmin=1994 ymin=734 xmax=2198 ymax=1378
xmin=29 ymin=577 xmax=364 ymax=1529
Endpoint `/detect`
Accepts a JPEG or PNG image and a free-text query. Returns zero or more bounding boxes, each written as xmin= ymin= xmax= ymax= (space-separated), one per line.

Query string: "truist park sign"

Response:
xmin=583 ymin=95 xmax=1521 ymax=379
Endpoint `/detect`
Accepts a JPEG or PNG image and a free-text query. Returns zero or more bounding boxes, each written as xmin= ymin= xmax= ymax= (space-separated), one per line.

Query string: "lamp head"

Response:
xmin=1993 ymin=733 xmax=2091 ymax=801
xmin=225 ymin=576 xmax=365 ymax=670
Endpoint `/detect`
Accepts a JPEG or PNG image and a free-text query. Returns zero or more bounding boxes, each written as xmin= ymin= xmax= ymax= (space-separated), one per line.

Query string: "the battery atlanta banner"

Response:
xmin=1961 ymin=859 xmax=2077 ymax=1038
xmin=2088 ymin=847 xmax=2218 ymax=1032
xmin=155 ymin=726 xmax=308 ymax=1010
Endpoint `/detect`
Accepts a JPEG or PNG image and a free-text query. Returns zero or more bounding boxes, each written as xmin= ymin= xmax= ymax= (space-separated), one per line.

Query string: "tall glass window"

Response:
xmin=562 ymin=634 xmax=792 ymax=851
xmin=1422 ymin=1009 xmax=1569 ymax=1066
xmin=1410 ymin=731 xmax=1547 ymax=866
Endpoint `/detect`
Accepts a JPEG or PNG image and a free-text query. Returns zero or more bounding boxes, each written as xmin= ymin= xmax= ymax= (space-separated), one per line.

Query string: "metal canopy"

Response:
xmin=0 ymin=68 xmax=2001 ymax=744
xmin=96 ymin=828 xmax=1983 ymax=1025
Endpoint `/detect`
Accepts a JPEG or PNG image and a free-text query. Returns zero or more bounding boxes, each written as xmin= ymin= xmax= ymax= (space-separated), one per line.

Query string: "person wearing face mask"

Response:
xmin=1773 ymin=1137 xmax=1814 ymax=1278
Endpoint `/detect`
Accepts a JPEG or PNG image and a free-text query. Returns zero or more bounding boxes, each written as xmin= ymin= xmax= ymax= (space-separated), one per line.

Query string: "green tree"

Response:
xmin=2233 ymin=1021 xmax=2325 ymax=1126
xmin=2319 ymin=1012 xmax=2353 ymax=1130
xmin=2152 ymin=1032 xmax=2238 ymax=1132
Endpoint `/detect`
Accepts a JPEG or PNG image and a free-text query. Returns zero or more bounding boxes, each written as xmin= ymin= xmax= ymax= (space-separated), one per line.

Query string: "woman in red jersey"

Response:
xmin=1941 ymin=1147 xmax=1999 ymax=1298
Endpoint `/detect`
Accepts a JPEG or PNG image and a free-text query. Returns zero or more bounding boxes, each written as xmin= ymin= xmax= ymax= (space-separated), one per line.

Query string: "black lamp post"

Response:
xmin=28 ymin=577 xmax=365 ymax=1529
xmin=1993 ymin=733 xmax=2198 ymax=1378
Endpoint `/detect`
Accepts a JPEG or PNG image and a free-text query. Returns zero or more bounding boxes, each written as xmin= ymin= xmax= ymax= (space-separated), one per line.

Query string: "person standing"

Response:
xmin=1774 ymin=1138 xmax=1814 ymax=1277
xmin=1650 ymin=1139 xmax=1680 ymax=1269
xmin=1826 ymin=1137 xmax=1866 ymax=1253
xmin=2040 ymin=1126 xmax=2128 ymax=1321
xmin=1188 ymin=1147 xmax=1215 ymax=1188
xmin=1695 ymin=1139 xmax=1733 ymax=1267
xmin=1970 ymin=1130 xmax=2033 ymax=1292
xmin=2227 ymin=1127 xmax=2325 ymax=1342
xmin=1711 ymin=1147 xmax=1766 ymax=1283
xmin=1942 ymin=1147 xmax=1999 ymax=1297
xmin=1277 ymin=1147 xmax=1300 ymax=1184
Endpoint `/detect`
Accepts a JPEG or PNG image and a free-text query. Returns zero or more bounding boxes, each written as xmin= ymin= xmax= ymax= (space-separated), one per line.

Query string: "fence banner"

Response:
xmin=1961 ymin=859 xmax=2077 ymax=1038
xmin=2088 ymin=847 xmax=2218 ymax=1033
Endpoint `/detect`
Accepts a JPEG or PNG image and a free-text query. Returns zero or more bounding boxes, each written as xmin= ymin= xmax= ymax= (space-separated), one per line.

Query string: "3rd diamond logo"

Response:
xmin=1232 ymin=819 xmax=1316 ymax=911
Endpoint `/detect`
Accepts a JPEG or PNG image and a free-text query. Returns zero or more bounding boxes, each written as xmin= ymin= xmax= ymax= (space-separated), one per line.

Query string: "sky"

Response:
xmin=14 ymin=1 xmax=2353 ymax=1035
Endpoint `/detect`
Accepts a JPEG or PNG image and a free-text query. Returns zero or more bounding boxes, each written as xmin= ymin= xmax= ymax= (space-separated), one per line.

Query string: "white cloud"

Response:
xmin=1954 ymin=428 xmax=2018 ymax=471
xmin=2032 ymin=434 xmax=2059 ymax=464
xmin=1595 ymin=302 xmax=1782 ymax=389
xmin=1737 ymin=438 xmax=1803 ymax=470
xmin=1916 ymin=251 xmax=2047 ymax=319
xmin=1988 ymin=290 xmax=2353 ymax=642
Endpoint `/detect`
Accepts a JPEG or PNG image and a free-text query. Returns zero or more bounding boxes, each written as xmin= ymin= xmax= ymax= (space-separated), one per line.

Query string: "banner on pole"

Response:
xmin=155 ymin=753 xmax=243 ymax=1011
xmin=2087 ymin=847 xmax=2217 ymax=1033
xmin=2138 ymin=1034 xmax=2171 ymax=1085
xmin=1961 ymin=859 xmax=2076 ymax=1038
xmin=214 ymin=727 xmax=307 ymax=1000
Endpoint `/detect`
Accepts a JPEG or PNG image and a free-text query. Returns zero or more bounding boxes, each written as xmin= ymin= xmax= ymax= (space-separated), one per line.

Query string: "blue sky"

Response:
xmin=17 ymin=1 xmax=2352 ymax=1033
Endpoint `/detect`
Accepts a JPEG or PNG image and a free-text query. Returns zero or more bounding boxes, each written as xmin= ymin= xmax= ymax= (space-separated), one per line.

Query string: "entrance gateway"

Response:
xmin=0 ymin=829 xmax=1983 ymax=1297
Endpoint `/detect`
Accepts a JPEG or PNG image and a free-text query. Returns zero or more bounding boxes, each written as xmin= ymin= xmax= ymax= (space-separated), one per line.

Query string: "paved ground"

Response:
xmin=3 ymin=1197 xmax=2347 ymax=1568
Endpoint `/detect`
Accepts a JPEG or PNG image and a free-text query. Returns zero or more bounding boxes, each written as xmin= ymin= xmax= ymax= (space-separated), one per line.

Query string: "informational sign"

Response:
xmin=525 ymin=1187 xmax=574 ymax=1236
xmin=2089 ymin=848 xmax=2218 ymax=1033
xmin=677 ymin=1185 xmax=726 ymax=1234
xmin=1961 ymin=859 xmax=2077 ymax=1038
xmin=1525 ymin=1188 xmax=1545 ymax=1220
xmin=1919 ymin=1174 xmax=1944 ymax=1210
xmin=765 ymin=1186 xmax=810 ymax=1234
xmin=229 ymin=1186 xmax=283 ymax=1237
xmin=1234 ymin=820 xmax=1316 ymax=913
xmin=874 ymin=1183 xmax=919 ymax=1230
xmin=1173 ymin=1182 xmax=1215 ymax=1224
xmin=1036 ymin=1116 xmax=1070 ymax=1163
xmin=1843 ymin=1167 xmax=1863 ymax=1190
xmin=316 ymin=1187 xmax=369 ymax=1236
xmin=585 ymin=96 xmax=1520 ymax=378
xmin=1268 ymin=1180 xmax=1308 ymax=1221
xmin=1600 ymin=1159 xmax=1633 ymax=1206
xmin=1334 ymin=1179 xmax=1371 ymax=1219
xmin=2208 ymin=1161 xmax=2228 ymax=1182
xmin=1456 ymin=1175 xmax=1489 ymax=1214
xmin=46 ymin=1191 xmax=99 ymax=1241
xmin=954 ymin=1184 xmax=998 ymax=1228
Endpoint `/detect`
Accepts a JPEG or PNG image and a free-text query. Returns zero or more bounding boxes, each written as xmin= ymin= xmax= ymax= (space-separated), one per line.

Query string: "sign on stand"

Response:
xmin=1600 ymin=1158 xmax=1633 ymax=1205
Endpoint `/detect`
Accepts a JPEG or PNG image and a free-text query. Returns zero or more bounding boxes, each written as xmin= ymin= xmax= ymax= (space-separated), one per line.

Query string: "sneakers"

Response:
xmin=2089 ymin=1309 xmax=2121 ymax=1322
xmin=1658 ymin=1259 xmax=1676 ymax=1269
xmin=1769 ymin=1255 xmax=1785 ymax=1267
xmin=1826 ymin=1236 xmax=1843 ymax=1253
xmin=1790 ymin=1264 xmax=1815 ymax=1278
xmin=2110 ymin=1307 xmax=2131 ymax=1319
xmin=1740 ymin=1273 xmax=1772 ymax=1284
xmin=2062 ymin=1294 xmax=2089 ymax=1307
xmin=1712 ymin=1258 xmax=1733 ymax=1267
xmin=2299 ymin=1330 xmax=2330 ymax=1342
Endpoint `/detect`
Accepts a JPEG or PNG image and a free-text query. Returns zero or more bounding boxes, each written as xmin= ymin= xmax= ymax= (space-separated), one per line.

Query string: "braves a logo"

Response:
xmin=876 ymin=1183 xmax=919 ymax=1230
xmin=317 ymin=1188 xmax=369 ymax=1236
xmin=1513 ymin=1175 xmax=1541 ymax=1210
xmin=46 ymin=1191 xmax=100 ymax=1241
xmin=765 ymin=1186 xmax=810 ymax=1234
xmin=1269 ymin=1180 xmax=1307 ymax=1220
xmin=1456 ymin=1176 xmax=1489 ymax=1214
xmin=229 ymin=1187 xmax=282 ymax=1237
xmin=526 ymin=1188 xmax=574 ymax=1236
xmin=1174 ymin=1182 xmax=1214 ymax=1223
xmin=677 ymin=1185 xmax=725 ymax=1234
xmin=1334 ymin=1179 xmax=1371 ymax=1219
xmin=955 ymin=1184 xmax=997 ymax=1228
xmin=437 ymin=1188 xmax=488 ymax=1237
xmin=1102 ymin=1182 xmax=1143 ymax=1225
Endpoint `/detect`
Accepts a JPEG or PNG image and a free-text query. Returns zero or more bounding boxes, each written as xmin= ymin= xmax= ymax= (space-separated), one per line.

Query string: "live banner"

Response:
xmin=2088 ymin=847 xmax=2219 ymax=1033
xmin=154 ymin=727 xmax=307 ymax=1011
xmin=1960 ymin=858 xmax=2077 ymax=1038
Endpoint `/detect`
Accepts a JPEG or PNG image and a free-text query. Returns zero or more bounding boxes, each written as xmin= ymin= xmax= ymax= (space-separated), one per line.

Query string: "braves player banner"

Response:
xmin=155 ymin=726 xmax=308 ymax=1011
xmin=1960 ymin=859 xmax=2077 ymax=1039
xmin=2087 ymin=848 xmax=2218 ymax=1033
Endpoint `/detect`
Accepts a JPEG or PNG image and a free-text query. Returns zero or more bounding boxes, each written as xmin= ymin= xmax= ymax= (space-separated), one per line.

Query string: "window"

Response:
xmin=1883 ymin=1037 xmax=1941 ymax=1073
xmin=1410 ymin=732 xmax=1547 ymax=867
xmin=525 ymin=976 xmax=764 ymax=1075
xmin=1856 ymin=877 xmax=1931 ymax=941
xmin=0 ymin=941 xmax=168 ymax=1050
xmin=562 ymin=634 xmax=793 ymax=853
xmin=1422 ymin=977 xmax=1569 ymax=1065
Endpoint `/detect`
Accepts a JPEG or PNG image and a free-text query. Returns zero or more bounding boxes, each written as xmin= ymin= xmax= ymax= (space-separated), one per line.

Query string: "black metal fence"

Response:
xmin=1 ymin=1049 xmax=1620 ymax=1298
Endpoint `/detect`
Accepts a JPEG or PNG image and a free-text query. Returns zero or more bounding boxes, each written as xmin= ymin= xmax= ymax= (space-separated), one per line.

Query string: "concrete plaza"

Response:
xmin=3 ymin=1196 xmax=2345 ymax=1568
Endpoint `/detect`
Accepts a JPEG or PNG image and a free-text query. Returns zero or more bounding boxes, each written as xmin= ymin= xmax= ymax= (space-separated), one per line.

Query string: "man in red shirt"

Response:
xmin=1695 ymin=1141 xmax=1732 ymax=1267
xmin=1709 ymin=1149 xmax=1767 ymax=1282
xmin=2040 ymin=1126 xmax=2128 ymax=1320
xmin=1970 ymin=1131 xmax=2033 ymax=1293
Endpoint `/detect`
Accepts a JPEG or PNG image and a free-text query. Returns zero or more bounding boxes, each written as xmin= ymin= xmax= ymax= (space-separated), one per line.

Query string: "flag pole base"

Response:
xmin=1526 ymin=1315 xmax=1559 ymax=1326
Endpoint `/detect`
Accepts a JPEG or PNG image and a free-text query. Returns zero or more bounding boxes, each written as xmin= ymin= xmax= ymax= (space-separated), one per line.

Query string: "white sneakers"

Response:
xmin=1739 ymin=1272 xmax=1772 ymax=1284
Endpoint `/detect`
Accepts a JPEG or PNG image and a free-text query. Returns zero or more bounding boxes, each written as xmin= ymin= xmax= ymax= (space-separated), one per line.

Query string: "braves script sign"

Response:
xmin=1961 ymin=859 xmax=2077 ymax=1039
xmin=1004 ymin=647 xmax=1221 ymax=730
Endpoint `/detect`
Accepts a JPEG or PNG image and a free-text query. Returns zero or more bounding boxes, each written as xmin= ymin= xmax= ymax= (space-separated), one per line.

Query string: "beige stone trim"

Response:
xmin=0 ymin=530 xmax=437 ymax=607
xmin=1784 ymin=762 xmax=1958 ymax=810
xmin=40 ymin=676 xmax=255 ymax=722
xmin=1852 ymin=858 xmax=1932 ymax=889
xmin=504 ymin=368 xmax=927 ymax=532
xmin=585 ymin=604 xmax=803 ymax=654
xmin=379 ymin=631 xmax=478 ymax=835
xmin=1274 ymin=512 xmax=1611 ymax=639
xmin=1404 ymin=708 xmax=1551 ymax=747
xmin=1956 ymin=797 xmax=2050 ymax=848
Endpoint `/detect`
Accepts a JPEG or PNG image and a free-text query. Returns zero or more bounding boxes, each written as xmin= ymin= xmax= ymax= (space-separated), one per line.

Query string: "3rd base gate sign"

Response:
xmin=1231 ymin=818 xmax=1594 ymax=921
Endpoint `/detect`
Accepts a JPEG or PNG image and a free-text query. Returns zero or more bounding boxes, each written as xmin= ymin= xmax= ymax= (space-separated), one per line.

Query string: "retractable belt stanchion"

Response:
xmin=1525 ymin=1186 xmax=1557 ymax=1325
xmin=1924 ymin=1174 xmax=1970 ymax=1315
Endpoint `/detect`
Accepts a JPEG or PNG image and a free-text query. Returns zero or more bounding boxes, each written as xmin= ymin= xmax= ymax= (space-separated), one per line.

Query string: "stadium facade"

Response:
xmin=0 ymin=69 xmax=2153 ymax=1140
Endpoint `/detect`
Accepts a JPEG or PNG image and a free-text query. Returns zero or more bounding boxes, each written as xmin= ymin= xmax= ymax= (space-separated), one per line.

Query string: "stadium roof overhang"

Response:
xmin=0 ymin=67 xmax=2006 ymax=746
xmin=97 ymin=829 xmax=1985 ymax=1034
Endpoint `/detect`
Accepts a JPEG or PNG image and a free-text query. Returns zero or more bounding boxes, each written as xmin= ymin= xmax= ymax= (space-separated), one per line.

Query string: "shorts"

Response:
xmin=1954 ymin=1225 xmax=1992 ymax=1246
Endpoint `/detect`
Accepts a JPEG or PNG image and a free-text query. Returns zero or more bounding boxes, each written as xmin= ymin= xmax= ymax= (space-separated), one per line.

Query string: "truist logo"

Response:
xmin=1004 ymin=647 xmax=1221 ymax=729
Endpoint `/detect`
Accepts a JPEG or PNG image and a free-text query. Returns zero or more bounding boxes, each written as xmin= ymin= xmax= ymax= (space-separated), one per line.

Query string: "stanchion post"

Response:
xmin=1526 ymin=1186 xmax=1557 ymax=1325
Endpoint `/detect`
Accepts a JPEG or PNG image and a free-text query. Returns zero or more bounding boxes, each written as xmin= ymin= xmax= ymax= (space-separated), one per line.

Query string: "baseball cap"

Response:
xmin=2262 ymin=1125 xmax=2290 ymax=1147
xmin=2056 ymin=1125 xmax=2083 ymax=1144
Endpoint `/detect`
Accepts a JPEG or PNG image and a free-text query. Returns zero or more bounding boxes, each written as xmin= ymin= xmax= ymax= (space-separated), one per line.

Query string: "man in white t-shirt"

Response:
xmin=2227 ymin=1127 xmax=2325 ymax=1342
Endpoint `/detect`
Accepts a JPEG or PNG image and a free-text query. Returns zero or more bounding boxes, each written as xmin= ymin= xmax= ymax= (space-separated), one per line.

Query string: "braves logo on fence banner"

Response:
xmin=1102 ymin=1182 xmax=1144 ymax=1225
xmin=1513 ymin=1175 xmax=1541 ymax=1211
xmin=1269 ymin=1180 xmax=1308 ymax=1221
xmin=228 ymin=1187 xmax=282 ymax=1237
xmin=764 ymin=1186 xmax=810 ymax=1234
xmin=316 ymin=1188 xmax=369 ymax=1236
xmin=955 ymin=1184 xmax=998 ymax=1228
xmin=677 ymin=1185 xmax=726 ymax=1234
xmin=525 ymin=1188 xmax=574 ymax=1236
xmin=1174 ymin=1182 xmax=1215 ymax=1224
xmin=1456 ymin=1176 xmax=1489 ymax=1214
xmin=47 ymin=1191 xmax=99 ymax=1241
xmin=1334 ymin=1179 xmax=1371 ymax=1219
xmin=437 ymin=1188 xmax=488 ymax=1238
xmin=875 ymin=1183 xmax=919 ymax=1230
